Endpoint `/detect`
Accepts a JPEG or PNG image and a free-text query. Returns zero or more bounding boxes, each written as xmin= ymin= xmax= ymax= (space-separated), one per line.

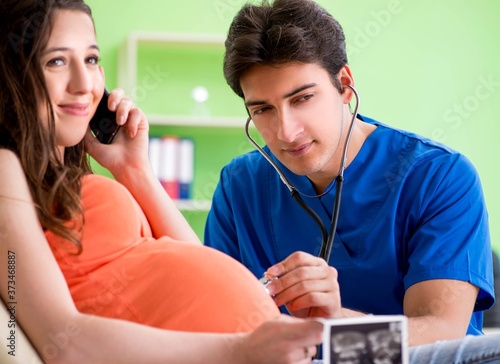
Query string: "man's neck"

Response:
xmin=309 ymin=117 xmax=377 ymax=194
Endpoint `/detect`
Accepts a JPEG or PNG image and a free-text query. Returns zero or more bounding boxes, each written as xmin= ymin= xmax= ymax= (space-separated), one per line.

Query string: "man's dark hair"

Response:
xmin=224 ymin=0 xmax=348 ymax=98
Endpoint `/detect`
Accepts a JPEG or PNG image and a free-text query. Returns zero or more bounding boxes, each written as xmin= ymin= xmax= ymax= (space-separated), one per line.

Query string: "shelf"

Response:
xmin=118 ymin=31 xmax=247 ymax=124
xmin=118 ymin=32 xmax=226 ymax=97
xmin=127 ymin=31 xmax=226 ymax=46
xmin=147 ymin=114 xmax=252 ymax=128
xmin=175 ymin=199 xmax=212 ymax=211
xmin=118 ymin=31 xmax=249 ymax=216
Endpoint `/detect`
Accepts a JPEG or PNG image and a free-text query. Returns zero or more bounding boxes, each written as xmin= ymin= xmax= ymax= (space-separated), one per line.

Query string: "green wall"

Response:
xmin=85 ymin=0 xmax=500 ymax=253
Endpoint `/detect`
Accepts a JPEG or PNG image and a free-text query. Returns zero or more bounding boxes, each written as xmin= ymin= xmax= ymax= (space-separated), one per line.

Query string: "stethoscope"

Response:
xmin=245 ymin=85 xmax=360 ymax=264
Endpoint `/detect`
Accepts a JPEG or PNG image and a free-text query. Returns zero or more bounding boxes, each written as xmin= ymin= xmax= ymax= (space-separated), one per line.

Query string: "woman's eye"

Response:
xmin=87 ymin=56 xmax=100 ymax=65
xmin=46 ymin=58 xmax=64 ymax=67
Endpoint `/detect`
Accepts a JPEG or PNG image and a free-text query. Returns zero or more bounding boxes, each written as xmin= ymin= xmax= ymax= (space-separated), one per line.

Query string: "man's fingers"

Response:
xmin=267 ymin=251 xmax=325 ymax=277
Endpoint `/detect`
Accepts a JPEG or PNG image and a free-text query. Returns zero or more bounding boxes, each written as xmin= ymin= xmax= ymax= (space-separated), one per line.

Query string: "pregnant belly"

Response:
xmin=70 ymin=237 xmax=280 ymax=333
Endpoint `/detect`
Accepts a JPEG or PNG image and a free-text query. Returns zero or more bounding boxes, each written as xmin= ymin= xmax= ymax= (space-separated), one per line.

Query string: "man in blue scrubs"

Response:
xmin=205 ymin=0 xmax=499 ymax=361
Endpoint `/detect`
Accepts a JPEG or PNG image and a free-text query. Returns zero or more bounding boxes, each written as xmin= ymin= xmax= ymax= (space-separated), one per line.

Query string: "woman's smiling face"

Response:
xmin=40 ymin=9 xmax=104 ymax=156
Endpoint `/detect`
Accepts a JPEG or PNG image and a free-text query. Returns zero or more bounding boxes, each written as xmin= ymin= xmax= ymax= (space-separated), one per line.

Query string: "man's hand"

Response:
xmin=264 ymin=251 xmax=342 ymax=318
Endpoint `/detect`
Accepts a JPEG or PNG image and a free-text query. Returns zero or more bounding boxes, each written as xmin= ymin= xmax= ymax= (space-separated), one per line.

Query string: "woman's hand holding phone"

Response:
xmin=89 ymin=88 xmax=121 ymax=144
xmin=85 ymin=88 xmax=151 ymax=177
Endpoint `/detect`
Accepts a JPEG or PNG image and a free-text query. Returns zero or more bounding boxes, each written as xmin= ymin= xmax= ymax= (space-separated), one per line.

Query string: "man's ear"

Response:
xmin=338 ymin=65 xmax=355 ymax=104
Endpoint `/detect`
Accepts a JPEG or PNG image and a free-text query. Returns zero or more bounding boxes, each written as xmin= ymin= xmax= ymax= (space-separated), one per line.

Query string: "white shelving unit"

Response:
xmin=118 ymin=31 xmax=226 ymax=99
xmin=118 ymin=32 xmax=249 ymax=127
xmin=147 ymin=114 xmax=245 ymax=128
xmin=174 ymin=199 xmax=212 ymax=211
xmin=117 ymin=32 xmax=247 ymax=212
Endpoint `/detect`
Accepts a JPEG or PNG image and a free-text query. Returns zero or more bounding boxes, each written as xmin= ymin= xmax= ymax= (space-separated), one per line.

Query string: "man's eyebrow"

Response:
xmin=42 ymin=44 xmax=99 ymax=55
xmin=245 ymin=83 xmax=317 ymax=107
xmin=283 ymin=83 xmax=317 ymax=98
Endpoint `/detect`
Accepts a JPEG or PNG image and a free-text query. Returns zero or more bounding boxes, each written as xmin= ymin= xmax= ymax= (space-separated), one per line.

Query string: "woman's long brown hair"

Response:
xmin=0 ymin=0 xmax=96 ymax=253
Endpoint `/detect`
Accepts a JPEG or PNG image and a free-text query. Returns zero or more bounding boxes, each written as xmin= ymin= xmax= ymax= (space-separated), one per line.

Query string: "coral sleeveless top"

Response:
xmin=46 ymin=174 xmax=279 ymax=333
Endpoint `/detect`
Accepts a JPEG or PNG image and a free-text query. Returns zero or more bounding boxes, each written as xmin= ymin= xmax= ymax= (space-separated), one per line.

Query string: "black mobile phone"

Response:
xmin=89 ymin=89 xmax=121 ymax=144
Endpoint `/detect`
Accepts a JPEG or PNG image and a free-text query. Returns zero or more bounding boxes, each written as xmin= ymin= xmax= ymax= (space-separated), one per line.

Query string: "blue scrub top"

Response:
xmin=205 ymin=115 xmax=495 ymax=335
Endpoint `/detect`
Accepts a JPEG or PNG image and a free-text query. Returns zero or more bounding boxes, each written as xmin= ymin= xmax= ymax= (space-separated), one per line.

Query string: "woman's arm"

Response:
xmin=111 ymin=156 xmax=201 ymax=244
xmin=0 ymin=149 xmax=322 ymax=364
xmin=84 ymin=89 xmax=200 ymax=244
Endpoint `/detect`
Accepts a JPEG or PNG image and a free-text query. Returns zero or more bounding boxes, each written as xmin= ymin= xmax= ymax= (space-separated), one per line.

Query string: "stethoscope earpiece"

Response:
xmin=343 ymin=84 xmax=355 ymax=93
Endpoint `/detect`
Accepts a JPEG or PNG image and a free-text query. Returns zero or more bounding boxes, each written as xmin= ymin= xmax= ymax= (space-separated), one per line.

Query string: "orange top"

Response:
xmin=46 ymin=174 xmax=279 ymax=333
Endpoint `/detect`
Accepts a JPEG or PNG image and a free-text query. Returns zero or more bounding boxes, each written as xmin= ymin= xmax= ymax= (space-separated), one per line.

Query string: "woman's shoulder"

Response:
xmin=0 ymin=148 xmax=21 ymax=167
xmin=0 ymin=149 xmax=37 ymax=209
xmin=0 ymin=149 xmax=27 ymax=192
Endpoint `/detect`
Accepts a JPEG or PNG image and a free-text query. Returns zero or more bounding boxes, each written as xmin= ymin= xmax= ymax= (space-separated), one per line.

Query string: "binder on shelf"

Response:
xmin=148 ymin=136 xmax=162 ymax=179
xmin=148 ymin=134 xmax=196 ymax=203
xmin=159 ymin=135 xmax=179 ymax=199
xmin=178 ymin=138 xmax=194 ymax=200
